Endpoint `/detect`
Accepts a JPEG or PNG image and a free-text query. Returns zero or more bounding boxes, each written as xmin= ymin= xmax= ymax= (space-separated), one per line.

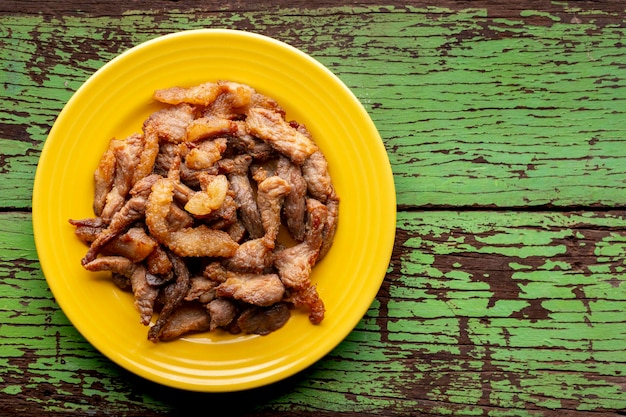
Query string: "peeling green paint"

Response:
xmin=2 ymin=3 xmax=626 ymax=415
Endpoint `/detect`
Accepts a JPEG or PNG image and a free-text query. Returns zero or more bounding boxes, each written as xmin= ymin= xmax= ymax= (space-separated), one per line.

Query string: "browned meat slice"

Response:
xmin=184 ymin=174 xmax=229 ymax=217
xmin=186 ymin=116 xmax=235 ymax=142
xmin=166 ymin=202 xmax=195 ymax=230
xmin=207 ymin=298 xmax=238 ymax=331
xmin=301 ymin=150 xmax=333 ymax=203
xmin=203 ymin=261 xmax=228 ymax=283
xmin=285 ymin=285 xmax=325 ymax=325
xmin=185 ymin=275 xmax=219 ymax=304
xmin=223 ymin=235 xmax=275 ymax=274
xmin=102 ymin=227 xmax=157 ymax=263
xmin=274 ymin=198 xmax=327 ymax=289
xmin=250 ymin=158 xmax=278 ymax=183
xmin=130 ymin=264 xmax=160 ymax=326
xmin=320 ymin=191 xmax=339 ymax=260
xmin=236 ymin=303 xmax=291 ymax=335
xmin=93 ymin=139 xmax=117 ymax=217
xmin=145 ymin=244 xmax=173 ymax=276
xmin=145 ymin=177 xmax=238 ymax=258
xmin=205 ymin=194 xmax=238 ymax=230
xmin=151 ymin=103 xmax=196 ymax=143
xmin=226 ymin=220 xmax=247 ymax=243
xmin=245 ymin=107 xmax=318 ymax=164
xmin=81 ymin=174 xmax=161 ymax=265
xmin=300 ymin=149 xmax=340 ymax=259
xmin=256 ymin=176 xmax=290 ymax=241
xmin=153 ymin=82 xmax=223 ymax=106
xmin=112 ymin=273 xmax=131 ymax=290
xmin=132 ymin=104 xmax=194 ymax=186
xmin=185 ymin=138 xmax=228 ymax=170
xmin=216 ymin=273 xmax=285 ymax=307
xmin=206 ymin=81 xmax=284 ymax=120
xmin=229 ymin=123 xmax=276 ymax=160
xmin=206 ymin=81 xmax=254 ymax=119
xmin=148 ymin=252 xmax=191 ymax=342
xmin=82 ymin=255 xmax=135 ymax=277
xmin=156 ymin=302 xmax=212 ymax=341
xmin=100 ymin=134 xmax=144 ymax=221
xmin=276 ymin=156 xmax=307 ymax=241
xmin=69 ymin=217 xmax=106 ymax=244
xmin=224 ymin=155 xmax=264 ymax=239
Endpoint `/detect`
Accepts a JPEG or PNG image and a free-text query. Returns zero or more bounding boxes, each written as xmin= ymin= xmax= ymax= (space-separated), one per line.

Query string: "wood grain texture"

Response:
xmin=1 ymin=2 xmax=625 ymax=208
xmin=1 ymin=1 xmax=626 ymax=416
xmin=1 ymin=211 xmax=625 ymax=416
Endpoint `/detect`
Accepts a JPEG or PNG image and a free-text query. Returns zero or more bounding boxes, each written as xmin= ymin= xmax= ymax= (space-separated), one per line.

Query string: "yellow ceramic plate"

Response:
xmin=33 ymin=29 xmax=396 ymax=392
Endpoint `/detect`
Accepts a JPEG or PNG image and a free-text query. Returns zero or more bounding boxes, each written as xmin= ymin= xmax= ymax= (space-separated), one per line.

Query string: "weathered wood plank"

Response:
xmin=1 ymin=3 xmax=625 ymax=209
xmin=2 ymin=211 xmax=624 ymax=415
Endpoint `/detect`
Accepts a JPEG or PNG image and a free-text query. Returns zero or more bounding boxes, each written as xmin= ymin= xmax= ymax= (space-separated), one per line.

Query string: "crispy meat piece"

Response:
xmin=130 ymin=264 xmax=159 ymax=326
xmin=225 ymin=155 xmax=264 ymax=239
xmin=186 ymin=116 xmax=235 ymax=142
xmin=206 ymin=81 xmax=283 ymax=119
xmin=216 ymin=272 xmax=285 ymax=307
xmin=185 ymin=138 xmax=228 ymax=170
xmin=285 ymin=285 xmax=325 ymax=325
xmin=206 ymin=81 xmax=254 ymax=119
xmin=69 ymin=217 xmax=106 ymax=244
xmin=157 ymin=302 xmax=212 ymax=341
xmin=301 ymin=150 xmax=333 ymax=203
xmin=184 ymin=174 xmax=229 ymax=216
xmin=83 ymin=255 xmax=135 ymax=277
xmin=226 ymin=220 xmax=247 ymax=243
xmin=203 ymin=261 xmax=228 ymax=283
xmin=320 ymin=191 xmax=339 ymax=260
xmin=102 ymin=227 xmax=157 ymax=263
xmin=82 ymin=174 xmax=161 ymax=265
xmin=236 ymin=303 xmax=291 ymax=335
xmin=100 ymin=135 xmax=144 ymax=221
xmin=133 ymin=104 xmax=194 ymax=186
xmin=148 ymin=252 xmax=191 ymax=342
xmin=153 ymin=82 xmax=223 ymax=106
xmin=229 ymin=123 xmax=276 ymax=160
xmin=185 ymin=275 xmax=219 ymax=304
xmin=93 ymin=139 xmax=117 ymax=217
xmin=223 ymin=235 xmax=275 ymax=274
xmin=274 ymin=198 xmax=327 ymax=289
xmin=145 ymin=244 xmax=173 ymax=276
xmin=151 ymin=103 xmax=196 ymax=143
xmin=145 ymin=177 xmax=238 ymax=258
xmin=276 ymin=156 xmax=307 ymax=241
xmin=256 ymin=176 xmax=290 ymax=241
xmin=245 ymin=107 xmax=318 ymax=164
xmin=207 ymin=298 xmax=238 ymax=331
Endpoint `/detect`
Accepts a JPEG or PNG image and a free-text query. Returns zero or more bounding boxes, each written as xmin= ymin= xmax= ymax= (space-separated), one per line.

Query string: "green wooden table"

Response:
xmin=1 ymin=1 xmax=625 ymax=415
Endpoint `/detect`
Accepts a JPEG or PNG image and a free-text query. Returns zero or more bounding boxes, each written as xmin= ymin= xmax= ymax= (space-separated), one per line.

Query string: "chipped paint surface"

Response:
xmin=1 ymin=3 xmax=625 ymax=416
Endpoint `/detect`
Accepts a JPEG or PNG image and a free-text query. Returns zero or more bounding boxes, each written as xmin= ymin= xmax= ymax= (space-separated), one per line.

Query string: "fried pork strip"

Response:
xmin=245 ymin=107 xmax=318 ymax=165
xmin=274 ymin=198 xmax=327 ymax=290
xmin=145 ymin=177 xmax=238 ymax=258
xmin=153 ymin=82 xmax=223 ymax=106
xmin=148 ymin=252 xmax=191 ymax=342
xmin=216 ymin=273 xmax=285 ymax=307
xmin=223 ymin=155 xmax=265 ymax=239
xmin=81 ymin=174 xmax=160 ymax=265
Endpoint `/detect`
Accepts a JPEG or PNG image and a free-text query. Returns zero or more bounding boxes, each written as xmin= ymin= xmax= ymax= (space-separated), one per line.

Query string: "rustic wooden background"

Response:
xmin=1 ymin=1 xmax=625 ymax=416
